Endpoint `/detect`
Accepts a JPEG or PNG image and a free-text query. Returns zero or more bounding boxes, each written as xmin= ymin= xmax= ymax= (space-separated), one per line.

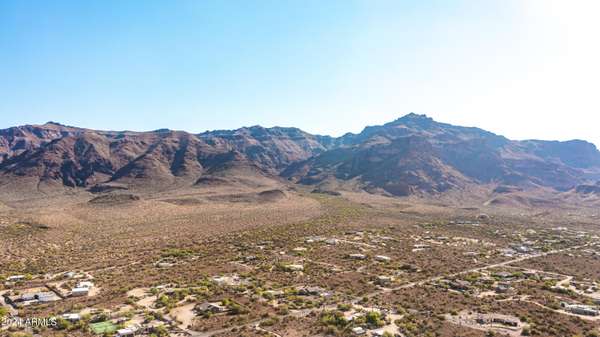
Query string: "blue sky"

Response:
xmin=1 ymin=0 xmax=599 ymax=145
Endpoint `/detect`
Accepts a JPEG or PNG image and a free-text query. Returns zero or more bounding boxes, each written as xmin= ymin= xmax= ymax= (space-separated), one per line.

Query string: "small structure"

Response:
xmin=61 ymin=313 xmax=81 ymax=322
xmin=70 ymin=281 xmax=93 ymax=297
xmin=351 ymin=326 xmax=366 ymax=335
xmin=284 ymin=264 xmax=304 ymax=272
xmin=495 ymin=282 xmax=512 ymax=293
xmin=376 ymin=276 xmax=393 ymax=287
xmin=6 ymin=275 xmax=25 ymax=282
xmin=493 ymin=271 xmax=513 ymax=280
xmin=297 ymin=286 xmax=332 ymax=297
xmin=196 ymin=302 xmax=228 ymax=314
xmin=375 ymin=255 xmax=391 ymax=262
xmin=156 ymin=261 xmax=174 ymax=268
xmin=562 ymin=303 xmax=599 ymax=316
xmin=77 ymin=281 xmax=94 ymax=288
xmin=263 ymin=290 xmax=284 ymax=298
xmin=492 ymin=317 xmax=519 ymax=327
xmin=349 ymin=253 xmax=367 ymax=260
xmin=5 ymin=289 xmax=60 ymax=307
xmin=449 ymin=280 xmax=470 ymax=292
xmin=116 ymin=324 xmax=140 ymax=337
xmin=71 ymin=287 xmax=90 ymax=297
xmin=63 ymin=271 xmax=77 ymax=279
xmin=510 ymin=244 xmax=531 ymax=254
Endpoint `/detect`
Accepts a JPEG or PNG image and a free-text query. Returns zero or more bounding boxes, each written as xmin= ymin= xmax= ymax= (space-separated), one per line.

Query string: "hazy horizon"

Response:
xmin=2 ymin=0 xmax=599 ymax=146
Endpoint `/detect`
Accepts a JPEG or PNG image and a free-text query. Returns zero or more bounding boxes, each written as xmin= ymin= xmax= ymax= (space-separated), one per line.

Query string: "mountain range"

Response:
xmin=1 ymin=113 xmax=599 ymax=198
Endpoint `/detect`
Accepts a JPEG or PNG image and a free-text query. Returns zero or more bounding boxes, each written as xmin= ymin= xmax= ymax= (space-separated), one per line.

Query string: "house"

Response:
xmin=70 ymin=281 xmax=94 ymax=296
xmin=71 ymin=287 xmax=90 ymax=297
xmin=263 ymin=290 xmax=284 ymax=297
xmin=196 ymin=302 xmax=228 ymax=314
xmin=36 ymin=292 xmax=58 ymax=303
xmin=510 ymin=245 xmax=531 ymax=254
xmin=18 ymin=292 xmax=56 ymax=303
xmin=371 ymin=330 xmax=400 ymax=337
xmin=492 ymin=317 xmax=518 ymax=327
xmin=562 ymin=303 xmax=599 ymax=316
xmin=63 ymin=272 xmax=76 ymax=279
xmin=351 ymin=326 xmax=366 ymax=335
xmin=77 ymin=281 xmax=94 ymax=289
xmin=376 ymin=276 xmax=393 ymax=287
xmin=493 ymin=271 xmax=513 ymax=280
xmin=346 ymin=312 xmax=364 ymax=322
xmin=297 ymin=286 xmax=331 ymax=297
xmin=62 ymin=313 xmax=81 ymax=322
xmin=115 ymin=324 xmax=140 ymax=337
xmin=495 ymin=283 xmax=512 ymax=293
xmin=285 ymin=264 xmax=304 ymax=272
xmin=449 ymin=280 xmax=470 ymax=292
xmin=5 ymin=290 xmax=59 ymax=307
xmin=6 ymin=275 xmax=25 ymax=282
xmin=349 ymin=254 xmax=367 ymax=260
xmin=156 ymin=261 xmax=174 ymax=268
xmin=375 ymin=255 xmax=391 ymax=262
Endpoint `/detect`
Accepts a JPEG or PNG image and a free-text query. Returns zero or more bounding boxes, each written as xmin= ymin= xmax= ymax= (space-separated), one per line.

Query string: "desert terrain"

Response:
xmin=1 ymin=116 xmax=600 ymax=337
xmin=1 ymin=178 xmax=600 ymax=337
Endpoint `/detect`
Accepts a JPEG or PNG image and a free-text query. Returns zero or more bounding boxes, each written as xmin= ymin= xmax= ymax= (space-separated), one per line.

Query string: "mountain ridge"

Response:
xmin=1 ymin=114 xmax=599 ymax=197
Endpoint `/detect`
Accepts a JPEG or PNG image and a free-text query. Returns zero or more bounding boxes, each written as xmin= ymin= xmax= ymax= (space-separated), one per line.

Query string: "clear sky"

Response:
xmin=1 ymin=0 xmax=598 ymax=145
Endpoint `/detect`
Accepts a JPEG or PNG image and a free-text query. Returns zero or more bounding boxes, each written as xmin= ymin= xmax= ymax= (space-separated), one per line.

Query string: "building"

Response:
xmin=263 ymin=290 xmax=284 ymax=297
xmin=449 ymin=280 xmax=470 ymax=292
xmin=349 ymin=254 xmax=367 ymax=260
xmin=115 ymin=324 xmax=140 ymax=337
xmin=376 ymin=276 xmax=393 ymax=287
xmin=492 ymin=317 xmax=519 ymax=327
xmin=285 ymin=264 xmax=304 ymax=272
xmin=371 ymin=330 xmax=400 ymax=337
xmin=375 ymin=255 xmax=391 ymax=262
xmin=37 ymin=292 xmax=58 ymax=303
xmin=562 ymin=303 xmax=599 ymax=316
xmin=6 ymin=275 xmax=25 ymax=282
xmin=77 ymin=281 xmax=94 ymax=289
xmin=62 ymin=313 xmax=81 ymax=322
xmin=495 ymin=283 xmax=512 ymax=293
xmin=351 ymin=327 xmax=366 ymax=335
xmin=297 ymin=286 xmax=332 ymax=297
xmin=196 ymin=302 xmax=228 ymax=314
xmin=71 ymin=287 xmax=90 ymax=297
xmin=63 ymin=272 xmax=77 ymax=279
xmin=510 ymin=244 xmax=531 ymax=254
xmin=6 ymin=290 xmax=58 ymax=306
xmin=493 ymin=271 xmax=513 ymax=280
xmin=70 ymin=280 xmax=94 ymax=297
